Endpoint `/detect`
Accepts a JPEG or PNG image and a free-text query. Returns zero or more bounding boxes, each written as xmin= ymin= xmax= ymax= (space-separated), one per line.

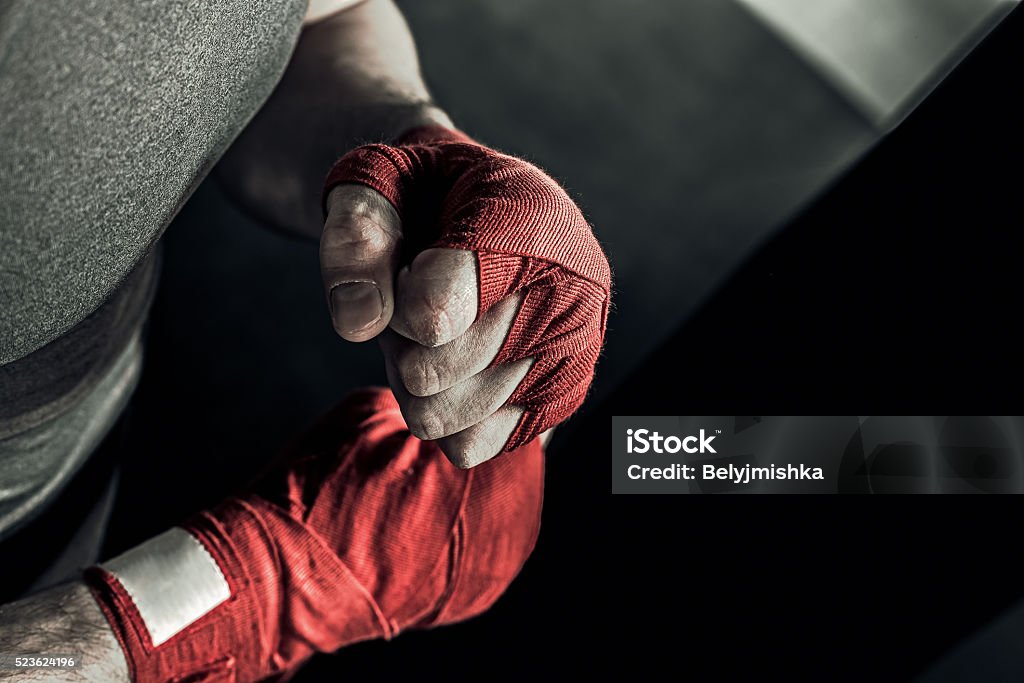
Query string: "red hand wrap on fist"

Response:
xmin=324 ymin=127 xmax=612 ymax=450
xmin=87 ymin=389 xmax=543 ymax=683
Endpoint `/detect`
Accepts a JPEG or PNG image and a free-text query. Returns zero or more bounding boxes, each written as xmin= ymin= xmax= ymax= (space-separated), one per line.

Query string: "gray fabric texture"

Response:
xmin=0 ymin=249 xmax=155 ymax=543
xmin=0 ymin=251 xmax=159 ymax=438
xmin=0 ymin=330 xmax=141 ymax=541
xmin=0 ymin=0 xmax=307 ymax=365
xmin=0 ymin=0 xmax=307 ymax=541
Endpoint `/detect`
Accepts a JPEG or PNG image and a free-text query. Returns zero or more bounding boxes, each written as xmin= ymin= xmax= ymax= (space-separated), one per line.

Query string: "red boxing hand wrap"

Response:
xmin=323 ymin=126 xmax=612 ymax=449
xmin=87 ymin=389 xmax=543 ymax=683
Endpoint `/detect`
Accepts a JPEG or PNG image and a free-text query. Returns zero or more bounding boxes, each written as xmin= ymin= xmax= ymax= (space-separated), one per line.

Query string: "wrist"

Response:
xmin=387 ymin=102 xmax=454 ymax=141
xmin=335 ymin=99 xmax=455 ymax=145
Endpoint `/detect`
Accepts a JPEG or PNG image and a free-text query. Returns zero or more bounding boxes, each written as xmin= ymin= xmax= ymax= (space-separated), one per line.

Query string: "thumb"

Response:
xmin=321 ymin=184 xmax=402 ymax=342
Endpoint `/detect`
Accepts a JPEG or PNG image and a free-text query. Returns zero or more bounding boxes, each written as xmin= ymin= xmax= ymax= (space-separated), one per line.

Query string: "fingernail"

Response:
xmin=331 ymin=282 xmax=384 ymax=335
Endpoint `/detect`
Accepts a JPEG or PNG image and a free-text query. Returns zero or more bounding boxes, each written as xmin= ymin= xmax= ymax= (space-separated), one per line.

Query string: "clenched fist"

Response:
xmin=321 ymin=127 xmax=610 ymax=467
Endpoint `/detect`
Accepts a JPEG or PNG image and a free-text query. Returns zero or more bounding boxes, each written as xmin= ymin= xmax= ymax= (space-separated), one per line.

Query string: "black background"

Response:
xmin=562 ymin=7 xmax=1024 ymax=680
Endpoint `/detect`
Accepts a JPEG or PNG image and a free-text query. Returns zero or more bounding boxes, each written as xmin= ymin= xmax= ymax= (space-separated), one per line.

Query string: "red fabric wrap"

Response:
xmin=323 ymin=126 xmax=612 ymax=449
xmin=87 ymin=388 xmax=543 ymax=683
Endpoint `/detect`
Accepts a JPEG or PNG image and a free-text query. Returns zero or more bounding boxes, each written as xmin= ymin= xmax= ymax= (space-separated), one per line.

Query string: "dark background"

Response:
xmin=102 ymin=2 xmax=1023 ymax=680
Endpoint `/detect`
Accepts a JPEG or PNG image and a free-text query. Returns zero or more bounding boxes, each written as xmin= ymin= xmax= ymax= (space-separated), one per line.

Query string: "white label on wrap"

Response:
xmin=101 ymin=528 xmax=231 ymax=646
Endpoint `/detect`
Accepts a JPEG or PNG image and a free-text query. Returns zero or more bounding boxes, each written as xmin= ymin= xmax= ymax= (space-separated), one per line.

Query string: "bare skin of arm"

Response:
xmin=217 ymin=0 xmax=452 ymax=239
xmin=0 ymin=582 xmax=128 ymax=682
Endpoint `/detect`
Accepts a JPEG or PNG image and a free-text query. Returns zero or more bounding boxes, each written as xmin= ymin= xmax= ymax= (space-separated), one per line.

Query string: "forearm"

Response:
xmin=217 ymin=0 xmax=451 ymax=238
xmin=0 ymin=583 xmax=128 ymax=683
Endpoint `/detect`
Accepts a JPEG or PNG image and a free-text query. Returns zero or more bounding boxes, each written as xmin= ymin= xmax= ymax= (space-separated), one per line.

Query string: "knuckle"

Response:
xmin=396 ymin=348 xmax=442 ymax=397
xmin=397 ymin=250 xmax=477 ymax=346
xmin=401 ymin=292 xmax=456 ymax=347
xmin=404 ymin=399 xmax=447 ymax=441
xmin=440 ymin=423 xmax=503 ymax=466
xmin=445 ymin=446 xmax=477 ymax=470
xmin=439 ymin=434 xmax=474 ymax=469
xmin=441 ymin=431 xmax=495 ymax=469
xmin=322 ymin=215 xmax=398 ymax=259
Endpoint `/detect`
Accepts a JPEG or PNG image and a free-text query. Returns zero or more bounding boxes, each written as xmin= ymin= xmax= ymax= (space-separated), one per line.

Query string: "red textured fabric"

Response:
xmin=323 ymin=126 xmax=612 ymax=449
xmin=87 ymin=388 xmax=543 ymax=683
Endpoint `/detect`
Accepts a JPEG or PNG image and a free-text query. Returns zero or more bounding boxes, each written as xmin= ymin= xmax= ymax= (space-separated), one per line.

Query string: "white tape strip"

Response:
xmin=101 ymin=528 xmax=231 ymax=646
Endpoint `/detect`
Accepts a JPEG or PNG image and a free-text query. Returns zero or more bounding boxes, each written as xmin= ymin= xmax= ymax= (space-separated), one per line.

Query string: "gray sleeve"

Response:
xmin=0 ymin=0 xmax=307 ymax=364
